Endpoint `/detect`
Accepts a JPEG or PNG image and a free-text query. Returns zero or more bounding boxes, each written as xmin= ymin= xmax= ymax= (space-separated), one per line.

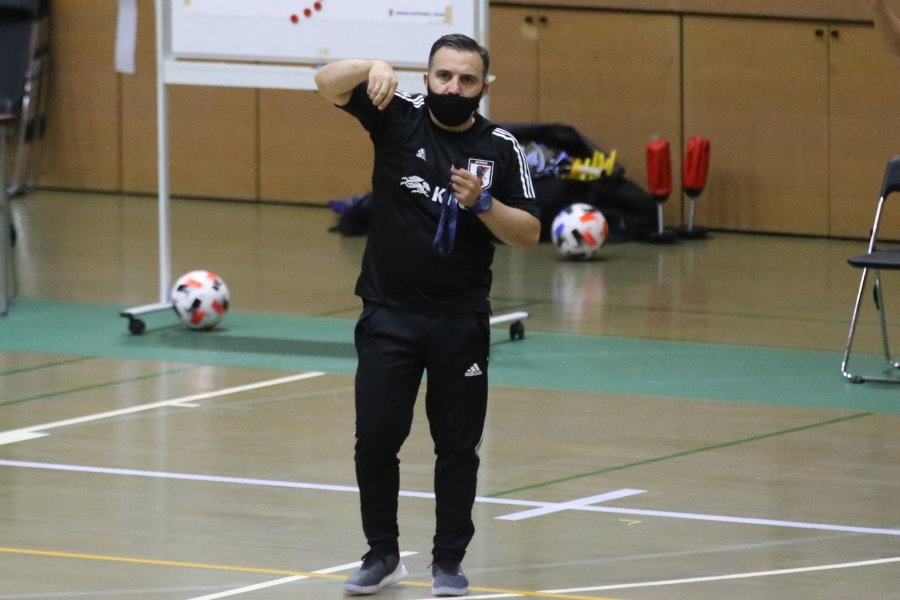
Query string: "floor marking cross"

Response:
xmin=495 ymin=489 xmax=646 ymax=521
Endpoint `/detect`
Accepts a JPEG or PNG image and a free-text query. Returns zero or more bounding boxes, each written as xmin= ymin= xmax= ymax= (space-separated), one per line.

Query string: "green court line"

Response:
xmin=313 ymin=304 xmax=363 ymax=318
xmin=0 ymin=356 xmax=91 ymax=377
xmin=486 ymin=412 xmax=874 ymax=497
xmin=603 ymin=302 xmax=842 ymax=321
xmin=0 ymin=367 xmax=195 ymax=408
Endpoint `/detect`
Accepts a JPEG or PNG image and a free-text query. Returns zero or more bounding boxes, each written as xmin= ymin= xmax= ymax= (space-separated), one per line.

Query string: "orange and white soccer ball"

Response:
xmin=170 ymin=270 xmax=230 ymax=330
xmin=551 ymin=203 xmax=609 ymax=259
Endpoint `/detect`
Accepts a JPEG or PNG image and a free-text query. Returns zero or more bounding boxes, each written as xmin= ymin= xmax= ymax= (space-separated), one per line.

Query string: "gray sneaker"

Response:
xmin=343 ymin=551 xmax=408 ymax=595
xmin=431 ymin=560 xmax=469 ymax=596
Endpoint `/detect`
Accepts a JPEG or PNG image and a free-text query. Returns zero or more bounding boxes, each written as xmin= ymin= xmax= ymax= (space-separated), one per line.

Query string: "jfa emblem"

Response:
xmin=468 ymin=159 xmax=494 ymax=190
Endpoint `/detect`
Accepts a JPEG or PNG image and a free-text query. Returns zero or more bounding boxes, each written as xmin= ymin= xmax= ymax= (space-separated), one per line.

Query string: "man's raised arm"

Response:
xmin=315 ymin=59 xmax=399 ymax=110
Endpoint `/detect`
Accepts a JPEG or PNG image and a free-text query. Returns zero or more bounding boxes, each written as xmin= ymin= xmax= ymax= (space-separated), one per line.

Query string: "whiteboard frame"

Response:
xmin=170 ymin=0 xmax=483 ymax=69
xmin=147 ymin=0 xmax=488 ymax=304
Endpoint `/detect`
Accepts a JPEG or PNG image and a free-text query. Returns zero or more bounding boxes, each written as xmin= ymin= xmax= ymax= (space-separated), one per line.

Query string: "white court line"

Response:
xmin=185 ymin=552 xmax=417 ymax=600
xmin=405 ymin=556 xmax=900 ymax=600
xmin=0 ymin=431 xmax=49 ymax=444
xmin=563 ymin=504 xmax=900 ymax=537
xmin=2 ymin=460 xmax=900 ymax=539
xmin=186 ymin=575 xmax=305 ymax=600
xmin=496 ymin=489 xmax=646 ymax=521
xmin=547 ymin=555 xmax=900 ymax=593
xmin=430 ymin=595 xmax=517 ymax=600
xmin=0 ymin=372 xmax=325 ymax=446
xmin=425 ymin=596 xmax=517 ymax=600
xmin=0 ymin=460 xmax=362 ymax=493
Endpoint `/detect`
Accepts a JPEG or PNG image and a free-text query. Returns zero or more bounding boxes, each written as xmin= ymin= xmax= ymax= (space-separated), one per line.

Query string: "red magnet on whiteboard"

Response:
xmin=290 ymin=14 xmax=299 ymax=23
xmin=314 ymin=2 xmax=322 ymax=9
xmin=304 ymin=8 xmax=312 ymax=17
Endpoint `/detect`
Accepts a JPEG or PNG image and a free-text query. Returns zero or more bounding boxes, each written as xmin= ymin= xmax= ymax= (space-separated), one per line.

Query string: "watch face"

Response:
xmin=473 ymin=192 xmax=492 ymax=214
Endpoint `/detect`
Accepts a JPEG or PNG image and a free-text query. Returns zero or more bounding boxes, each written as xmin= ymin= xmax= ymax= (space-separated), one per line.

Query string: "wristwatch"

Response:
xmin=470 ymin=191 xmax=493 ymax=214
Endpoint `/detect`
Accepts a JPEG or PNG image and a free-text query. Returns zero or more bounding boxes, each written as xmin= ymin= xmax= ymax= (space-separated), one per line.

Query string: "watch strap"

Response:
xmin=470 ymin=192 xmax=493 ymax=214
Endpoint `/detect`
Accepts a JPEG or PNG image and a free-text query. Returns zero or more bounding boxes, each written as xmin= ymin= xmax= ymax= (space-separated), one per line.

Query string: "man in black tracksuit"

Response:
xmin=315 ymin=34 xmax=540 ymax=596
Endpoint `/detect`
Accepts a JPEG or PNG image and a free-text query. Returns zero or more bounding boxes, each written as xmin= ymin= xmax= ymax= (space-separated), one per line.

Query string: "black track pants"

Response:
xmin=353 ymin=303 xmax=489 ymax=563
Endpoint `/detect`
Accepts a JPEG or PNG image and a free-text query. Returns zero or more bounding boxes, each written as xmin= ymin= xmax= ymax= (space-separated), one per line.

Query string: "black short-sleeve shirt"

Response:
xmin=339 ymin=83 xmax=538 ymax=315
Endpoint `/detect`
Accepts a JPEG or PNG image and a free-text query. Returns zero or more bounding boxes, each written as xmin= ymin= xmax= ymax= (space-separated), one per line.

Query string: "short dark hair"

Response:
xmin=428 ymin=33 xmax=490 ymax=79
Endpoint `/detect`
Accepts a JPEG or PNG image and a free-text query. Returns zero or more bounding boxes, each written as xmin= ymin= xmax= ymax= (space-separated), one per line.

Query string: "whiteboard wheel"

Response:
xmin=128 ymin=318 xmax=146 ymax=335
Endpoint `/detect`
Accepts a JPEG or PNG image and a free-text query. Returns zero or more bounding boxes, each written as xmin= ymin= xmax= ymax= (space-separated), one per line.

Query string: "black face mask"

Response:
xmin=425 ymin=86 xmax=483 ymax=127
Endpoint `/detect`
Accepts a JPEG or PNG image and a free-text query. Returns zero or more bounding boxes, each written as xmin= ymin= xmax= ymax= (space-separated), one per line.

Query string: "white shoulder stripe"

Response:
xmin=395 ymin=90 xmax=425 ymax=107
xmin=493 ymin=128 xmax=536 ymax=198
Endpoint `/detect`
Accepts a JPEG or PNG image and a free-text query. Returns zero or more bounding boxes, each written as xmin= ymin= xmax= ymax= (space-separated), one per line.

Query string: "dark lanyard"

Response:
xmin=432 ymin=190 xmax=458 ymax=256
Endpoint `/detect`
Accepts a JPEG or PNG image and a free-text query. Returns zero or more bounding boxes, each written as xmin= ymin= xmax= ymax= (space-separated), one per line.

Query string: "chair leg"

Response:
xmin=0 ymin=125 xmax=6 ymax=316
xmin=841 ymin=267 xmax=869 ymax=383
xmin=843 ymin=268 xmax=900 ymax=383
xmin=6 ymin=202 xmax=15 ymax=301
xmin=873 ymin=274 xmax=900 ymax=370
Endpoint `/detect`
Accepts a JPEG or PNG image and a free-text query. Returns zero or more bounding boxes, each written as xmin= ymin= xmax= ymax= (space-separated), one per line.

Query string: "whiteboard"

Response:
xmin=170 ymin=0 xmax=481 ymax=68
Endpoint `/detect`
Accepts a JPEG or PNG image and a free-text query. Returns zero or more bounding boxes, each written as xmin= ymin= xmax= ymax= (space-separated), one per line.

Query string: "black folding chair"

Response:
xmin=841 ymin=156 xmax=900 ymax=383
xmin=1 ymin=0 xmax=50 ymax=197
xmin=1 ymin=0 xmax=48 ymax=314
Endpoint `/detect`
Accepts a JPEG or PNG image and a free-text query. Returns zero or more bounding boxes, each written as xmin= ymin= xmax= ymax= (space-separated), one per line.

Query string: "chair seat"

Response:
xmin=847 ymin=249 xmax=900 ymax=270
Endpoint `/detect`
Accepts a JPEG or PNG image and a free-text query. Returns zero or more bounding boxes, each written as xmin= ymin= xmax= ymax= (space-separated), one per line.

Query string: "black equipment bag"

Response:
xmin=499 ymin=122 xmax=656 ymax=242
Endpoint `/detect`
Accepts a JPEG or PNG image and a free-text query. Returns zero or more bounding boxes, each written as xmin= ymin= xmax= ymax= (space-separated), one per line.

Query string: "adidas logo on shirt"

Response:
xmin=464 ymin=363 xmax=483 ymax=377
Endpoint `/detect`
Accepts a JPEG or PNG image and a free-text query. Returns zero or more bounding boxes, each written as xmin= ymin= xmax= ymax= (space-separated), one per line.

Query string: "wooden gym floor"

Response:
xmin=0 ymin=190 xmax=898 ymax=599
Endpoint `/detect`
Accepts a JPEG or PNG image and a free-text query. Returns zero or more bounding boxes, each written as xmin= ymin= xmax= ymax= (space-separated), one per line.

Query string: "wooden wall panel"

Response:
xmin=488 ymin=6 xmax=541 ymax=123
xmin=258 ymin=89 xmax=373 ymax=204
xmin=120 ymin=78 xmax=156 ymax=194
xmin=165 ymin=85 xmax=258 ymax=201
xmin=41 ymin=0 xmax=120 ymax=190
xmin=120 ymin=0 xmax=157 ymax=194
xmin=828 ymin=23 xmax=900 ymax=239
xmin=492 ymin=0 xmax=871 ymax=22
xmin=119 ymin=1 xmax=257 ymax=201
xmin=683 ymin=16 xmax=830 ymax=235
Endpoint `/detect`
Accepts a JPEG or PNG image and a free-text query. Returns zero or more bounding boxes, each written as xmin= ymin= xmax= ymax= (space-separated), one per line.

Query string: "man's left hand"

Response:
xmin=450 ymin=165 xmax=482 ymax=208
